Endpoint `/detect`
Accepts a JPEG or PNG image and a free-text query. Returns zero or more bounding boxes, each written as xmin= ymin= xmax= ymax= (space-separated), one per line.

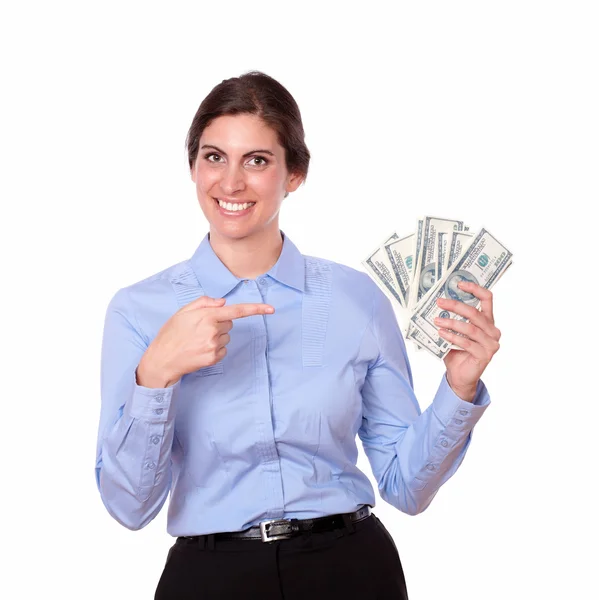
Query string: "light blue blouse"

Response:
xmin=95 ymin=231 xmax=490 ymax=536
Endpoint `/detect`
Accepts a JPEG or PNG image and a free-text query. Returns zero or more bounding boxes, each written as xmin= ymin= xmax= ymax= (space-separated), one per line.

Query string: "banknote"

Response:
xmin=362 ymin=232 xmax=405 ymax=308
xmin=384 ymin=233 xmax=415 ymax=307
xmin=408 ymin=219 xmax=424 ymax=305
xmin=446 ymin=230 xmax=475 ymax=272
xmin=408 ymin=217 xmax=466 ymax=312
xmin=438 ymin=232 xmax=448 ymax=282
xmin=363 ymin=219 xmax=512 ymax=361
xmin=407 ymin=257 xmax=514 ymax=359
xmin=409 ymin=228 xmax=513 ymax=358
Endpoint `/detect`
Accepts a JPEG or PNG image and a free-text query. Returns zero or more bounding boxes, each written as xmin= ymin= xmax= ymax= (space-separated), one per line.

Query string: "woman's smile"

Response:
xmin=213 ymin=197 xmax=256 ymax=216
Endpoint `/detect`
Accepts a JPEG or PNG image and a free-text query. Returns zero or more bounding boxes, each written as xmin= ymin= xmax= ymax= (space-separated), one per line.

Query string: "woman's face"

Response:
xmin=191 ymin=113 xmax=303 ymax=242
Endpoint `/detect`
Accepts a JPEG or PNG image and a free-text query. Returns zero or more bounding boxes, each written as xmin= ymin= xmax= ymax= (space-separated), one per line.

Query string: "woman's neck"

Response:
xmin=208 ymin=227 xmax=284 ymax=280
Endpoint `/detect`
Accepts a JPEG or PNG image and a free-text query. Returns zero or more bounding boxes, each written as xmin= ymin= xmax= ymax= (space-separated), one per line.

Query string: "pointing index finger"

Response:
xmin=212 ymin=303 xmax=275 ymax=322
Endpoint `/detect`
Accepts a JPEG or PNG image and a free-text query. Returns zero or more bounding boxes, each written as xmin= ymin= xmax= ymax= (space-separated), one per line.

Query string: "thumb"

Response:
xmin=182 ymin=295 xmax=226 ymax=312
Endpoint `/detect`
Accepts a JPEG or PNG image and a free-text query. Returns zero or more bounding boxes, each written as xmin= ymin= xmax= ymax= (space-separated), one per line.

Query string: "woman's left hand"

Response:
xmin=433 ymin=281 xmax=501 ymax=402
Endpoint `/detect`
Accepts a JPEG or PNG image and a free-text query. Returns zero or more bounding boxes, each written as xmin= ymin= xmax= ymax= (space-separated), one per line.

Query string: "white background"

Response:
xmin=2 ymin=1 xmax=597 ymax=598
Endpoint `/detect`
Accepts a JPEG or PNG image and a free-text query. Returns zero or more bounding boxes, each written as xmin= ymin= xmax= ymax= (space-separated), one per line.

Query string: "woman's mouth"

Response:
xmin=213 ymin=197 xmax=256 ymax=216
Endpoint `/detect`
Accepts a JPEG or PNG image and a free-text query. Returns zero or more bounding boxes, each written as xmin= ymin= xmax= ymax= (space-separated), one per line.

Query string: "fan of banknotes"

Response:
xmin=362 ymin=216 xmax=513 ymax=360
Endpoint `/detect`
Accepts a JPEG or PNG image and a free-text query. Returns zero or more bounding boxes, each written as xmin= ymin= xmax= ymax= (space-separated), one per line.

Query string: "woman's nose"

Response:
xmin=220 ymin=164 xmax=246 ymax=195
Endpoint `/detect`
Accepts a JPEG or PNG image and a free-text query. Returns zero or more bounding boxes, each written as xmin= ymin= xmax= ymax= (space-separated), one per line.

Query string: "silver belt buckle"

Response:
xmin=259 ymin=518 xmax=293 ymax=543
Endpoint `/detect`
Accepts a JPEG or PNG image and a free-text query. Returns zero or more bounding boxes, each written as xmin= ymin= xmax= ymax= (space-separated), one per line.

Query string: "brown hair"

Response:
xmin=185 ymin=71 xmax=310 ymax=183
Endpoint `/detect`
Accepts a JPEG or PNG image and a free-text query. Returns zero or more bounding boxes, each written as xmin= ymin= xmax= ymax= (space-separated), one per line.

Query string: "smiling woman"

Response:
xmin=95 ymin=71 xmax=494 ymax=600
xmin=185 ymin=73 xmax=309 ymax=278
xmin=190 ymin=113 xmax=304 ymax=257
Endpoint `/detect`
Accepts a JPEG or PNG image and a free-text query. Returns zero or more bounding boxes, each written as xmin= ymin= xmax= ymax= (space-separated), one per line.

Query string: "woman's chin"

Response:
xmin=210 ymin=222 xmax=259 ymax=241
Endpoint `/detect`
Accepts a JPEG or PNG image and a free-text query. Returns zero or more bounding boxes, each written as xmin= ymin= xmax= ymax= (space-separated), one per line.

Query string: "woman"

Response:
xmin=95 ymin=71 xmax=500 ymax=599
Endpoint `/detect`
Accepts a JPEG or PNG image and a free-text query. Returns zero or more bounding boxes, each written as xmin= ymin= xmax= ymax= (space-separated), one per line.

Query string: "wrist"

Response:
xmin=136 ymin=353 xmax=178 ymax=389
xmin=446 ymin=373 xmax=477 ymax=403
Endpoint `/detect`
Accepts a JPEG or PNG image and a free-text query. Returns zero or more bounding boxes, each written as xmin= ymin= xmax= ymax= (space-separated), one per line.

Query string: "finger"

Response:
xmin=434 ymin=317 xmax=499 ymax=353
xmin=215 ymin=320 xmax=233 ymax=334
xmin=218 ymin=333 xmax=231 ymax=347
xmin=436 ymin=298 xmax=499 ymax=340
xmin=456 ymin=281 xmax=495 ymax=324
xmin=438 ymin=329 xmax=489 ymax=361
xmin=181 ymin=295 xmax=227 ymax=312
xmin=210 ymin=303 xmax=275 ymax=322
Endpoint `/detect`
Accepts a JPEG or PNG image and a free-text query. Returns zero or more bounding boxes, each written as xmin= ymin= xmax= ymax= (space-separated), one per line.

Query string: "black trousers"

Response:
xmin=154 ymin=512 xmax=408 ymax=599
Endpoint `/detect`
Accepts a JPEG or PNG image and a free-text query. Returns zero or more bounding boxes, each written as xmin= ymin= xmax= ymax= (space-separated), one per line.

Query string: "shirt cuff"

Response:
xmin=431 ymin=373 xmax=491 ymax=433
xmin=126 ymin=368 xmax=181 ymax=423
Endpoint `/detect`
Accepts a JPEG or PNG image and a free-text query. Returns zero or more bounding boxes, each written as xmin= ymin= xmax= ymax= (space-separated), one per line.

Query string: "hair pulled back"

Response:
xmin=186 ymin=71 xmax=310 ymax=182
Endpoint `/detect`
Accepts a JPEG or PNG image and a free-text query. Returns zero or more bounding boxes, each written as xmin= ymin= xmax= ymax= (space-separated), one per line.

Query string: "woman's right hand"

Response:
xmin=136 ymin=296 xmax=274 ymax=388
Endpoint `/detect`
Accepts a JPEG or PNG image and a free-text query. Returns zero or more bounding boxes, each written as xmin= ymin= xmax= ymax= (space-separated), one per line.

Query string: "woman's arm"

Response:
xmin=95 ymin=287 xmax=181 ymax=530
xmin=358 ymin=286 xmax=491 ymax=516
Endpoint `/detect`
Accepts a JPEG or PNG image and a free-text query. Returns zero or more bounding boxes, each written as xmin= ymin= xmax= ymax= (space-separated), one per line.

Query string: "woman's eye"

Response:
xmin=205 ymin=153 xmax=222 ymax=162
xmin=249 ymin=156 xmax=268 ymax=166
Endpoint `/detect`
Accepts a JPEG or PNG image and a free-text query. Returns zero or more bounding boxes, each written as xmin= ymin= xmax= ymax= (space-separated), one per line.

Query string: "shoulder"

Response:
xmin=105 ymin=260 xmax=189 ymax=341
xmin=116 ymin=259 xmax=187 ymax=303
xmin=302 ymin=253 xmax=379 ymax=310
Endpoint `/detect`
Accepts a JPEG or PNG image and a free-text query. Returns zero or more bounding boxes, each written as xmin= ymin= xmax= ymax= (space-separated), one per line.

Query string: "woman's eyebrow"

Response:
xmin=201 ymin=144 xmax=275 ymax=158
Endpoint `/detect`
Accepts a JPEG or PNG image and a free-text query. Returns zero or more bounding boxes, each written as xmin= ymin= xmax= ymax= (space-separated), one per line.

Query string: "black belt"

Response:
xmin=181 ymin=505 xmax=372 ymax=544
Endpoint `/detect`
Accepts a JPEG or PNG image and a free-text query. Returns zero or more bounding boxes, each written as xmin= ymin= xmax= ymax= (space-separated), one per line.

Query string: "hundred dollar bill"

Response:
xmin=413 ymin=227 xmax=475 ymax=321
xmin=438 ymin=232 xmax=447 ymax=282
xmin=384 ymin=233 xmax=415 ymax=308
xmin=446 ymin=230 xmax=475 ymax=272
xmin=408 ymin=216 xmax=465 ymax=312
xmin=407 ymin=258 xmax=514 ymax=358
xmin=406 ymin=321 xmax=446 ymax=358
xmin=410 ymin=256 xmax=514 ymax=356
xmin=409 ymin=228 xmax=513 ymax=358
xmin=407 ymin=219 xmax=424 ymax=308
xmin=362 ymin=232 xmax=405 ymax=308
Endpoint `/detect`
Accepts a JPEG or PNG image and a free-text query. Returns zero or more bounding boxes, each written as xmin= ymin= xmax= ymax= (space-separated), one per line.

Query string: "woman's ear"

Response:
xmin=285 ymin=171 xmax=304 ymax=195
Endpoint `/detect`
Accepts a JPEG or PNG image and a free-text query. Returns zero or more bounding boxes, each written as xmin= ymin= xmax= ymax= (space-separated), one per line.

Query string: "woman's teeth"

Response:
xmin=218 ymin=199 xmax=256 ymax=212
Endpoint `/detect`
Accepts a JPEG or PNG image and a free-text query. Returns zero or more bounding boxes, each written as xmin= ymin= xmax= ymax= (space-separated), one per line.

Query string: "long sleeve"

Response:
xmin=95 ymin=287 xmax=181 ymax=530
xmin=358 ymin=286 xmax=491 ymax=516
